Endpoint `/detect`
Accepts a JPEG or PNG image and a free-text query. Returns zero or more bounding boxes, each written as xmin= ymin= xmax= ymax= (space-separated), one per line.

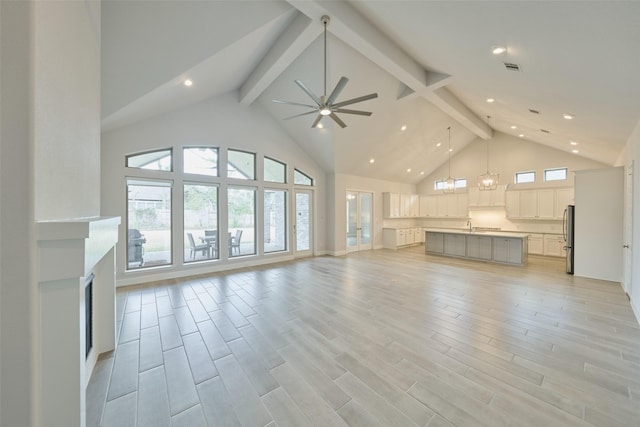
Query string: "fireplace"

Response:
xmin=37 ymin=216 xmax=120 ymax=427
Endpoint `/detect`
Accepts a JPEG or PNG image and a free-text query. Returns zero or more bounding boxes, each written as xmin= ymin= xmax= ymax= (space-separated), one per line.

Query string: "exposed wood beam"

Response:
xmin=287 ymin=0 xmax=492 ymax=139
xmin=240 ymin=12 xmax=321 ymax=105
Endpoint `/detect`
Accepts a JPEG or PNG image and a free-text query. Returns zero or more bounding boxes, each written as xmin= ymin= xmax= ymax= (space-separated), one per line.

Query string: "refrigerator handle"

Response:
xmin=562 ymin=208 xmax=567 ymax=242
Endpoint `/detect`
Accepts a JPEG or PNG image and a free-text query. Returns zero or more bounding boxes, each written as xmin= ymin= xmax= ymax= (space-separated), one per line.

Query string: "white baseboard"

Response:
xmin=630 ymin=292 xmax=640 ymax=326
xmin=117 ymin=253 xmax=295 ymax=287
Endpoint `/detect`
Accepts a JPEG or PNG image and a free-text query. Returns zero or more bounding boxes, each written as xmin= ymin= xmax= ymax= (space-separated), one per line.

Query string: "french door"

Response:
xmin=623 ymin=162 xmax=634 ymax=296
xmin=346 ymin=191 xmax=372 ymax=253
xmin=294 ymin=189 xmax=313 ymax=258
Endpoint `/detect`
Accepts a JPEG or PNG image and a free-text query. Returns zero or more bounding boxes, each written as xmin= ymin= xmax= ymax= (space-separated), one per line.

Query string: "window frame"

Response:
xmin=264 ymin=156 xmax=287 ymax=184
xmin=227 ymin=149 xmax=256 ymax=181
xmin=263 ymin=188 xmax=288 ymax=254
xmin=515 ymin=171 xmax=536 ymax=184
xmin=183 ymin=182 xmax=219 ymax=263
xmin=294 ymin=168 xmax=314 ymax=186
xmin=125 ymin=148 xmax=173 ymax=172
xmin=183 ymin=146 xmax=219 ymax=177
xmin=544 ymin=167 xmax=568 ymax=182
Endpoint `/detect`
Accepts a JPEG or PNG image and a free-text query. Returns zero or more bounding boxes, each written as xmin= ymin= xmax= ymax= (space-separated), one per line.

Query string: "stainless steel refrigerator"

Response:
xmin=563 ymin=205 xmax=575 ymax=274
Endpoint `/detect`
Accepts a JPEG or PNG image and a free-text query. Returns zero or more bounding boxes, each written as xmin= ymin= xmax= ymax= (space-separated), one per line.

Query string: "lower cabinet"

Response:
xmin=383 ymin=228 xmax=424 ymax=249
xmin=528 ymin=234 xmax=544 ymax=255
xmin=493 ymin=238 xmax=523 ymax=265
xmin=425 ymin=232 xmax=444 ymax=253
xmin=444 ymin=234 xmax=466 ymax=257
xmin=466 ymin=235 xmax=492 ymax=260
xmin=544 ymin=234 xmax=566 ymax=257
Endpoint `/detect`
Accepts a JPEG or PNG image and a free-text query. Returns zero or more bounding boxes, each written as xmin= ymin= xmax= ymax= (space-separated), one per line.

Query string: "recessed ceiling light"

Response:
xmin=570 ymin=141 xmax=578 ymax=146
xmin=184 ymin=79 xmax=193 ymax=87
xmin=436 ymin=142 xmax=442 ymax=147
xmin=518 ymin=134 xmax=525 ymax=138
xmin=406 ymin=168 xmax=412 ymax=173
xmin=486 ymin=98 xmax=495 ymax=103
xmin=420 ymin=171 xmax=425 ymax=175
xmin=563 ymin=113 xmax=574 ymax=120
xmin=369 ymin=158 xmax=375 ymax=164
xmin=510 ymin=125 xmax=517 ymax=129
xmin=448 ymin=148 xmax=453 ymax=152
xmin=316 ymin=123 xmax=324 ymax=129
xmin=492 ymin=45 xmax=507 ymax=55
xmin=401 ymin=125 xmax=407 ymax=131
xmin=572 ymin=149 xmax=579 ymax=153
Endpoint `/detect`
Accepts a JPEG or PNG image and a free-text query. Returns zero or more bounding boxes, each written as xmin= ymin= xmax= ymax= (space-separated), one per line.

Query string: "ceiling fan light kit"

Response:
xmin=272 ymin=15 xmax=378 ymax=128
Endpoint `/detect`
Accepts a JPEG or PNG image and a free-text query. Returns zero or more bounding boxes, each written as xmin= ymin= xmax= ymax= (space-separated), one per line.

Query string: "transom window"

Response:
xmin=184 ymin=147 xmax=218 ymax=176
xmin=126 ymin=148 xmax=172 ymax=171
xmin=544 ymin=167 xmax=567 ymax=182
xmin=264 ymin=156 xmax=286 ymax=183
xmin=515 ymin=171 xmax=536 ymax=184
xmin=294 ymin=169 xmax=313 ymax=186
xmin=434 ymin=178 xmax=467 ymax=190
xmin=228 ymin=149 xmax=255 ymax=180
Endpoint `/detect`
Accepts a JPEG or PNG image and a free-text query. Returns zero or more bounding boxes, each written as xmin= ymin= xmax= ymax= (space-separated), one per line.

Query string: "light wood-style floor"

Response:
xmin=87 ymin=246 xmax=640 ymax=426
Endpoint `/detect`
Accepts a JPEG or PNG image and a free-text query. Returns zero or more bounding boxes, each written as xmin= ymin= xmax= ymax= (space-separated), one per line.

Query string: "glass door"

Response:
xmin=294 ymin=189 xmax=313 ymax=257
xmin=347 ymin=191 xmax=372 ymax=253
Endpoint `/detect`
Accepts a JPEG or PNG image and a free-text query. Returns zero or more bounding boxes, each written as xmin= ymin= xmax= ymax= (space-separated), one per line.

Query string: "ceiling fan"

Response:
xmin=272 ymin=15 xmax=378 ymax=128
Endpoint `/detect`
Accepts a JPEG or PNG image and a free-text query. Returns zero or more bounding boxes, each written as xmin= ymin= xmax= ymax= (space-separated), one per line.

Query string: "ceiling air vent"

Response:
xmin=503 ymin=62 xmax=521 ymax=71
xmin=529 ymin=108 xmax=540 ymax=114
xmin=540 ymin=129 xmax=550 ymax=133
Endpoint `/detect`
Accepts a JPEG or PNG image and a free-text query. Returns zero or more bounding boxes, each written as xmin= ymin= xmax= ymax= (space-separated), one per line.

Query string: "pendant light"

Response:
xmin=443 ymin=126 xmax=455 ymax=193
xmin=478 ymin=115 xmax=500 ymax=190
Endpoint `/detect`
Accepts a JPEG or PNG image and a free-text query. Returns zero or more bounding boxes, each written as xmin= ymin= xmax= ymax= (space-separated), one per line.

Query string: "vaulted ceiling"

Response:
xmin=101 ymin=0 xmax=640 ymax=184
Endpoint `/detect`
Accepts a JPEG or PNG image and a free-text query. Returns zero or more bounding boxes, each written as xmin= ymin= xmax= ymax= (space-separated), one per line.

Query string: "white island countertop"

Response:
xmin=423 ymin=228 xmax=530 ymax=239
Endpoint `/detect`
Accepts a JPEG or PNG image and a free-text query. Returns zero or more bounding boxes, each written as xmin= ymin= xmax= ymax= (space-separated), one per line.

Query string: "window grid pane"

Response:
xmin=127 ymin=181 xmax=172 ymax=269
xmin=264 ymin=157 xmax=286 ymax=183
xmin=126 ymin=149 xmax=172 ymax=171
xmin=184 ymin=184 xmax=218 ymax=262
xmin=228 ymin=187 xmax=256 ymax=257
xmin=515 ymin=171 xmax=536 ymax=184
xmin=228 ymin=150 xmax=255 ymax=180
xmin=294 ymin=169 xmax=313 ymax=185
xmin=264 ymin=190 xmax=287 ymax=253
xmin=184 ymin=147 xmax=218 ymax=177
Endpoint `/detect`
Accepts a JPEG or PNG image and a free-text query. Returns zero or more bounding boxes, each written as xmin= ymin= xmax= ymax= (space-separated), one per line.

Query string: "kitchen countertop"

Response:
xmin=423 ymin=228 xmax=530 ymax=239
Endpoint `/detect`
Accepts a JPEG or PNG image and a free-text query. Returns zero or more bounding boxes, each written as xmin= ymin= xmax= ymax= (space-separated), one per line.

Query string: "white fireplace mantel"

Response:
xmin=37 ymin=216 xmax=120 ymax=427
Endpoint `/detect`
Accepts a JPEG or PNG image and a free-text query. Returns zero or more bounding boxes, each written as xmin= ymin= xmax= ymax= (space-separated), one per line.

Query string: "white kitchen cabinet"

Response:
xmin=519 ymin=190 xmax=538 ymax=218
xmin=537 ymin=189 xmax=555 ymax=219
xmin=444 ymin=234 xmax=466 ymax=257
xmin=425 ymin=232 xmax=444 ymax=253
xmin=406 ymin=228 xmax=415 ymax=245
xmin=383 ymin=192 xmax=400 ymax=218
xmin=436 ymin=195 xmax=449 ymax=217
xmin=419 ymin=196 xmax=437 ymax=217
xmin=527 ymin=234 xmax=544 ymax=255
xmin=410 ymin=195 xmax=420 ymax=217
xmin=554 ymin=188 xmax=574 ymax=219
xmin=493 ymin=237 xmax=523 ymax=264
xmin=414 ymin=228 xmax=424 ymax=243
xmin=466 ymin=235 xmax=493 ymax=260
xmin=400 ymin=194 xmax=411 ymax=217
xmin=505 ymin=191 xmax=520 ymax=218
xmin=544 ymin=234 xmax=566 ymax=257
xmin=468 ymin=185 xmax=506 ymax=207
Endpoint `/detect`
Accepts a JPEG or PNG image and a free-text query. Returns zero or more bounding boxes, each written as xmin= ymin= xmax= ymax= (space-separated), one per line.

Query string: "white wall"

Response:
xmin=417 ymin=131 xmax=608 ymax=195
xmin=1 ymin=1 xmax=102 ymax=425
xmin=330 ymin=173 xmax=416 ymax=254
xmin=101 ymin=91 xmax=327 ymax=284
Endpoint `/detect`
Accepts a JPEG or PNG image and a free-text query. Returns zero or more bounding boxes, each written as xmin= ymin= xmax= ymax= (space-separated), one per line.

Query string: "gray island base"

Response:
xmin=425 ymin=229 xmax=529 ymax=266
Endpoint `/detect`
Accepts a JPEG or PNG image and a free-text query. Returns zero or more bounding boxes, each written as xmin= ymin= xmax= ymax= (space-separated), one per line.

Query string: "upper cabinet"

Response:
xmin=468 ymin=185 xmax=506 ymax=207
xmin=384 ymin=192 xmax=468 ymax=218
xmin=506 ymin=188 xmax=573 ymax=220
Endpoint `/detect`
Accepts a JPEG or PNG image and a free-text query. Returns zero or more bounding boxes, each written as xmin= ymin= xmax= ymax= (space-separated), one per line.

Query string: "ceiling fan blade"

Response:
xmin=311 ymin=114 xmax=323 ymax=128
xmin=283 ymin=110 xmax=318 ymax=120
xmin=334 ymin=108 xmax=372 ymax=116
xmin=333 ymin=92 xmax=378 ymax=108
xmin=329 ymin=113 xmax=347 ymax=128
xmin=326 ymin=77 xmax=349 ymax=105
xmin=294 ymin=80 xmax=322 ymax=106
xmin=272 ymin=99 xmax=317 ymax=109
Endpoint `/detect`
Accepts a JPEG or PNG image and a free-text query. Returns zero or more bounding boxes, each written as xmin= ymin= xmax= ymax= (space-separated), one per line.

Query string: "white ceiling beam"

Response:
xmin=240 ymin=12 xmax=321 ymax=105
xmin=287 ymin=0 xmax=492 ymax=139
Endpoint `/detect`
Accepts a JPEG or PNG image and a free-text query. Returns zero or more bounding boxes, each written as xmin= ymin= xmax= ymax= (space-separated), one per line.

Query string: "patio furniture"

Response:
xmin=187 ymin=232 xmax=210 ymax=259
xmin=230 ymin=229 xmax=243 ymax=254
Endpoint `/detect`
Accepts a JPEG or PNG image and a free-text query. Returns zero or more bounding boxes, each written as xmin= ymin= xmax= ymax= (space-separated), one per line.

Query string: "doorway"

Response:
xmin=624 ymin=162 xmax=634 ymax=296
xmin=346 ymin=190 xmax=373 ymax=253
xmin=294 ymin=189 xmax=313 ymax=258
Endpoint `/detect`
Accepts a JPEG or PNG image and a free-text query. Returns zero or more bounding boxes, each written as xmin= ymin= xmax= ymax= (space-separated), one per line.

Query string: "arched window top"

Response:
xmin=126 ymin=148 xmax=172 ymax=171
xmin=294 ymin=169 xmax=314 ymax=186
xmin=264 ymin=156 xmax=286 ymax=183
xmin=184 ymin=147 xmax=219 ymax=177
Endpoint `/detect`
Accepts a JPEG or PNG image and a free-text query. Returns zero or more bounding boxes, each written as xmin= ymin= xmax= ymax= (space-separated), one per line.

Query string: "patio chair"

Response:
xmin=187 ymin=232 xmax=209 ymax=259
xmin=230 ymin=229 xmax=243 ymax=254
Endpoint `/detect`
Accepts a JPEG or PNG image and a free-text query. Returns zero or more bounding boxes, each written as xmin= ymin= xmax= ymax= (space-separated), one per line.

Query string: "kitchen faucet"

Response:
xmin=467 ymin=220 xmax=472 ymax=232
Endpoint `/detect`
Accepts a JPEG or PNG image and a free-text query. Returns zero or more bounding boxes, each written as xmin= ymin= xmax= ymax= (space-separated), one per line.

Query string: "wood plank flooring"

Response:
xmin=86 ymin=247 xmax=640 ymax=426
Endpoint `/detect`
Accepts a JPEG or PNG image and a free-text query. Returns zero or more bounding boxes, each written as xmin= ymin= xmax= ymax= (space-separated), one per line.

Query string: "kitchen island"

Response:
xmin=424 ymin=228 xmax=529 ymax=266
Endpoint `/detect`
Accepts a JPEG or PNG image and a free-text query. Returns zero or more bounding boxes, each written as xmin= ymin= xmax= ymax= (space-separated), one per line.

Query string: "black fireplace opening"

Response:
xmin=85 ymin=273 xmax=94 ymax=358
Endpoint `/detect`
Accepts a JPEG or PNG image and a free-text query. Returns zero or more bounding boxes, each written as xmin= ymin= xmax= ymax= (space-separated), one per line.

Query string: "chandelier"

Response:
xmin=443 ymin=126 xmax=455 ymax=193
xmin=478 ymin=116 xmax=499 ymax=190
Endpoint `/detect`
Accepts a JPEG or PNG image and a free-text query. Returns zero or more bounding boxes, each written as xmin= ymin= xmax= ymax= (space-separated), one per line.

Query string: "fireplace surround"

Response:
xmin=37 ymin=216 xmax=120 ymax=427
